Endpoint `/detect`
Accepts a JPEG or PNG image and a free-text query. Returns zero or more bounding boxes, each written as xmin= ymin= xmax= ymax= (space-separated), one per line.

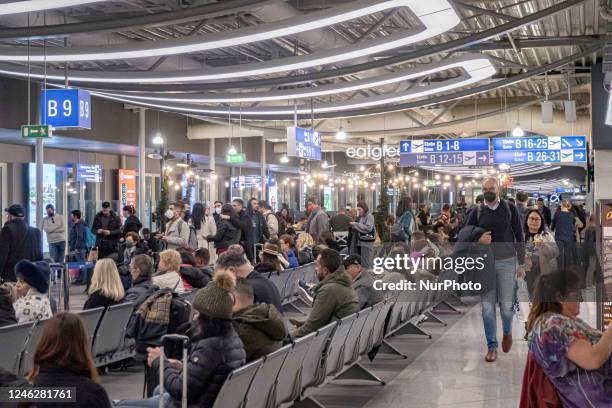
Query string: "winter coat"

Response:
xmin=306 ymin=207 xmax=329 ymax=240
xmin=229 ymin=211 xmax=251 ymax=246
xmin=92 ymin=211 xmax=122 ymax=258
xmin=352 ymin=271 xmax=384 ymax=309
xmin=286 ymin=249 xmax=299 ymax=268
xmin=123 ymin=277 xmax=158 ymax=310
xmin=293 ymin=267 xmax=359 ymax=337
xmin=0 ymin=286 xmax=17 ymax=327
xmin=42 ymin=214 xmax=66 ymax=244
xmin=13 ymin=288 xmax=52 ymax=324
xmin=69 ymin=219 xmax=88 ymax=252
xmin=192 ymin=216 xmax=216 ymax=260
xmin=151 ymin=327 xmax=246 ymax=408
xmin=0 ymin=219 xmax=42 ymax=282
xmin=329 ymin=213 xmax=351 ymax=233
xmin=33 ymin=364 xmax=112 ymax=408
xmin=153 ymin=271 xmax=185 ymax=293
xmin=206 ymin=219 xmax=240 ymax=250
xmin=164 ymin=217 xmax=190 ymax=250
xmin=232 ymin=303 xmax=288 ymax=362
xmin=122 ymin=215 xmax=142 ymax=237
xmin=180 ymin=265 xmax=211 ymax=289
xmin=263 ymin=210 xmax=279 ymax=238
xmin=254 ymin=262 xmax=282 ymax=278
xmin=246 ymin=203 xmax=269 ymax=246
xmin=244 ymin=270 xmax=283 ymax=313
xmin=83 ymin=289 xmax=122 ymax=310
xmin=349 ymin=213 xmax=376 ymax=252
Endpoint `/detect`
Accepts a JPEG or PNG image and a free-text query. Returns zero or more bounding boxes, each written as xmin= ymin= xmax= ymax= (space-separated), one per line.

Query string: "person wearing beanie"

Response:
xmin=117 ymin=270 xmax=246 ymax=408
xmin=13 ymin=260 xmax=52 ymax=324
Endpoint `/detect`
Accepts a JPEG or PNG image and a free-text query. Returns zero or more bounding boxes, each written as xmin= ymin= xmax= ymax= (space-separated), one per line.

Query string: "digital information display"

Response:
xmin=287 ymin=126 xmax=321 ymax=161
xmin=399 ymin=138 xmax=490 ymax=167
xmin=40 ymin=88 xmax=91 ymax=129
xmin=118 ymin=169 xmax=136 ymax=223
xmin=492 ymin=136 xmax=587 ymax=164
xmin=76 ymin=164 xmax=103 ymax=183
xmin=28 ymin=163 xmax=56 ymax=253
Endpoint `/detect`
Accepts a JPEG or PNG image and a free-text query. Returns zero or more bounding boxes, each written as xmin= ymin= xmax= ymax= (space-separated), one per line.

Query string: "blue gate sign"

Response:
xmin=400 ymin=151 xmax=489 ymax=167
xmin=493 ymin=148 xmax=586 ymax=164
xmin=40 ymin=89 xmax=91 ymax=129
xmin=492 ymin=136 xmax=587 ymax=164
xmin=555 ymin=187 xmax=581 ymax=194
xmin=287 ymin=126 xmax=321 ymax=161
xmin=492 ymin=136 xmax=586 ymax=151
xmin=400 ymin=138 xmax=489 ymax=153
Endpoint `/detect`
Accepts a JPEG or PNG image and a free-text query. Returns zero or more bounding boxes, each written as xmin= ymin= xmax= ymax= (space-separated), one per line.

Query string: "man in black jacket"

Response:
xmin=0 ymin=204 xmax=42 ymax=282
xmin=216 ymin=248 xmax=283 ymax=312
xmin=121 ymin=205 xmax=142 ymax=238
xmin=92 ymin=202 xmax=122 ymax=259
xmin=536 ymin=198 xmax=552 ymax=228
xmin=465 ymin=177 xmax=525 ymax=363
xmin=230 ymin=198 xmax=268 ymax=262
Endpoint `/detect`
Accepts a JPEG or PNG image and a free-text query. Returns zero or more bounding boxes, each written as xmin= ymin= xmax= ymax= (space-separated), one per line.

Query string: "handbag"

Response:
xmin=358 ymin=227 xmax=376 ymax=242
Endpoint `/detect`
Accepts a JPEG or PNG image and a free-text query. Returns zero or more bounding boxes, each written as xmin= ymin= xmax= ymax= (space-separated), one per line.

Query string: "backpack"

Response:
xmin=178 ymin=220 xmax=199 ymax=250
xmin=85 ymin=227 xmax=97 ymax=249
xmin=475 ymin=200 xmax=519 ymax=238
xmin=267 ymin=212 xmax=286 ymax=236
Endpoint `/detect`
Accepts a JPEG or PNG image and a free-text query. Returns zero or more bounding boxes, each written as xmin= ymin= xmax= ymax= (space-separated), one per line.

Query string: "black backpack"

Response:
xmin=168 ymin=293 xmax=191 ymax=336
xmin=267 ymin=212 xmax=286 ymax=236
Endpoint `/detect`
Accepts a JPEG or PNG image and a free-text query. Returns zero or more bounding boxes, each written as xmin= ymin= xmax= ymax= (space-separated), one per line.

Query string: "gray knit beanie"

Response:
xmin=192 ymin=269 xmax=236 ymax=319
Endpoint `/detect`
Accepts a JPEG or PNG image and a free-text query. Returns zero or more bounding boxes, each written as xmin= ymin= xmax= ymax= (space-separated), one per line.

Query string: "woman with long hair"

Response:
xmin=84 ymin=258 xmax=125 ymax=310
xmin=190 ymin=202 xmax=217 ymax=262
xmin=395 ymin=196 xmax=416 ymax=242
xmin=254 ymin=242 xmax=285 ymax=276
xmin=295 ymin=232 xmax=314 ymax=265
xmin=279 ymin=234 xmax=299 ymax=268
xmin=526 ymin=269 xmax=612 ymax=407
xmin=349 ymin=201 xmax=376 ymax=268
xmin=523 ymin=209 xmax=559 ymax=296
xmin=27 ymin=312 xmax=112 ymax=407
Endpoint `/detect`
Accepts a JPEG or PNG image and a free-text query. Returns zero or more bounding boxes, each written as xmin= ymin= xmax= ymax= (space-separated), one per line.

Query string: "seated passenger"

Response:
xmin=153 ymin=249 xmax=185 ymax=293
xmin=117 ymin=270 xmax=246 ymax=408
xmin=291 ymin=249 xmax=359 ymax=337
xmin=216 ymin=249 xmax=283 ymax=313
xmin=320 ymin=231 xmax=342 ymax=252
xmin=527 ymin=269 xmax=612 ymax=407
xmin=122 ymin=231 xmax=146 ymax=266
xmin=254 ymin=242 xmax=285 ymax=277
xmin=177 ymin=248 xmax=210 ymax=290
xmin=232 ymin=280 xmax=287 ymax=362
xmin=295 ymin=232 xmax=315 ymax=265
xmin=0 ymin=283 xmax=17 ymax=327
xmin=26 ymin=312 xmax=112 ymax=408
xmin=279 ymin=234 xmax=299 ymax=268
xmin=124 ymin=254 xmax=158 ymax=309
xmin=194 ymin=247 xmax=214 ymax=277
xmin=83 ymin=258 xmax=125 ymax=310
xmin=13 ymin=260 xmax=52 ymax=323
xmin=343 ymin=255 xmax=383 ymax=309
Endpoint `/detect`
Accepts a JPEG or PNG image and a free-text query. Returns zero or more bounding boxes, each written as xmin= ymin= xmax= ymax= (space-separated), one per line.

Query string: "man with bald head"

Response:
xmin=465 ymin=177 xmax=525 ymax=363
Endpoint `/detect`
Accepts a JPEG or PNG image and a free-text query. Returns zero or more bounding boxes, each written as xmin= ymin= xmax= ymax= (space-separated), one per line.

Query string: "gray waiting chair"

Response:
xmin=212 ymin=359 xmax=263 ymax=408
xmin=20 ymin=318 xmax=49 ymax=376
xmin=92 ymin=302 xmax=135 ymax=365
xmin=75 ymin=307 xmax=105 ymax=348
xmin=342 ymin=309 xmax=372 ymax=367
xmin=0 ymin=321 xmax=35 ymax=373
xmin=299 ymin=322 xmax=337 ymax=396
xmin=324 ymin=313 xmax=357 ymax=379
xmin=273 ymin=332 xmax=317 ymax=408
xmin=243 ymin=345 xmax=291 ymax=408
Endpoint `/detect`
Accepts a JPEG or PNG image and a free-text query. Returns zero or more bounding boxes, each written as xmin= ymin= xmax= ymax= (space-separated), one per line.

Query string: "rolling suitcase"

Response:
xmin=159 ymin=334 xmax=190 ymax=408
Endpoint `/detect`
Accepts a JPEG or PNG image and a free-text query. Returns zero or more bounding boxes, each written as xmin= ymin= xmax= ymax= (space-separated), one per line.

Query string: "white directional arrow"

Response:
xmin=402 ymin=142 xmax=410 ymax=152
xmin=574 ymin=151 xmax=585 ymax=161
xmin=575 ymin=138 xmax=584 ymax=147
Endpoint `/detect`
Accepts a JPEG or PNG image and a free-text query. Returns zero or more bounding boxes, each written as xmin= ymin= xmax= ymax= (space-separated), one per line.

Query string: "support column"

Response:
xmin=35 ymin=138 xmax=44 ymax=230
xmin=138 ymin=108 xmax=146 ymax=220
xmin=209 ymin=137 xmax=216 ymax=203
xmin=261 ymin=136 xmax=267 ymax=201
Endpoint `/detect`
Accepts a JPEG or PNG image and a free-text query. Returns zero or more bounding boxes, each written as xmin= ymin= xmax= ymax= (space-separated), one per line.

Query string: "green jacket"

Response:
xmin=293 ymin=267 xmax=360 ymax=338
xmin=232 ymin=303 xmax=288 ymax=362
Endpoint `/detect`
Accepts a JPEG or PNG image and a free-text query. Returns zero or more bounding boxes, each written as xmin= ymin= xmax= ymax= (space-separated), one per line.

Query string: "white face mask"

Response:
xmin=165 ymin=209 xmax=175 ymax=219
xmin=215 ymin=207 xmax=222 ymax=215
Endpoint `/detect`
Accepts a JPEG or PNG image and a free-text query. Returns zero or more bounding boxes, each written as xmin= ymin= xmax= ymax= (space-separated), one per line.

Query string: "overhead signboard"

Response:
xmin=231 ymin=175 xmax=261 ymax=189
xmin=118 ymin=169 xmax=136 ymax=223
xmin=399 ymin=138 xmax=490 ymax=167
xmin=555 ymin=187 xmax=581 ymax=194
xmin=21 ymin=124 xmax=51 ymax=139
xmin=492 ymin=136 xmax=587 ymax=164
xmin=287 ymin=126 xmax=321 ymax=161
xmin=40 ymin=88 xmax=91 ymax=129
xmin=76 ymin=164 xmax=103 ymax=183
xmin=226 ymin=153 xmax=246 ymax=164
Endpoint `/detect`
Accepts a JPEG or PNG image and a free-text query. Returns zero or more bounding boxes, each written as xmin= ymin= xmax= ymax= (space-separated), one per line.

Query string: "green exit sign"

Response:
xmin=21 ymin=124 xmax=51 ymax=139
xmin=226 ymin=153 xmax=246 ymax=164
xmin=424 ymin=180 xmax=437 ymax=187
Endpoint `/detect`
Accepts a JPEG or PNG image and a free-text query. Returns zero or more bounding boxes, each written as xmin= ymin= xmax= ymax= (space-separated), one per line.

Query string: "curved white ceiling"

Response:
xmin=90 ymin=57 xmax=495 ymax=116
xmin=0 ymin=0 xmax=458 ymax=83
xmin=0 ymin=0 xmax=104 ymax=16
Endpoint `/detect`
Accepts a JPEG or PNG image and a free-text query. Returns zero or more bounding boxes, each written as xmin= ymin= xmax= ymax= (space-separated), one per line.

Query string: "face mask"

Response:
xmin=165 ymin=209 xmax=175 ymax=219
xmin=47 ymin=212 xmax=54 ymax=217
xmin=126 ymin=241 xmax=135 ymax=248
xmin=483 ymin=191 xmax=497 ymax=203
xmin=215 ymin=207 xmax=222 ymax=215
xmin=123 ymin=212 xmax=130 ymax=219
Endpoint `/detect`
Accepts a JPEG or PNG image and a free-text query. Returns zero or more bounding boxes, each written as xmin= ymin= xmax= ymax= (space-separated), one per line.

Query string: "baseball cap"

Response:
xmin=5 ymin=204 xmax=24 ymax=217
xmin=343 ymin=254 xmax=363 ymax=268
xmin=102 ymin=201 xmax=111 ymax=209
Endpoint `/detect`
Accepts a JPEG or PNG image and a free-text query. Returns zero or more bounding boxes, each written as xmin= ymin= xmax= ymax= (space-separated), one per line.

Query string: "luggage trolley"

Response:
xmin=48 ymin=262 xmax=70 ymax=312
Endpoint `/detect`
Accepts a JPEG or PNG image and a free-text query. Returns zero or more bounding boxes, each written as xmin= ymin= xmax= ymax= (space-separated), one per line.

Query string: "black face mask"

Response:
xmin=47 ymin=212 xmax=54 ymax=217
xmin=483 ymin=191 xmax=497 ymax=203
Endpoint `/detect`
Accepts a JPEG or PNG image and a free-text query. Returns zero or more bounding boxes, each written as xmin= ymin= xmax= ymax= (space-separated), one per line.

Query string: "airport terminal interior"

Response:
xmin=0 ymin=0 xmax=612 ymax=407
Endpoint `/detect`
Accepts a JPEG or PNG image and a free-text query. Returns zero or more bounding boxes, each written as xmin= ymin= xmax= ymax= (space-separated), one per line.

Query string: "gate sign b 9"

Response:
xmin=40 ymin=89 xmax=91 ymax=129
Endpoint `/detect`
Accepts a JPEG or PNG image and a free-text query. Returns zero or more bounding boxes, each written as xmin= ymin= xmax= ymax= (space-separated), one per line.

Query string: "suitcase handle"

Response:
xmin=159 ymin=334 xmax=190 ymax=408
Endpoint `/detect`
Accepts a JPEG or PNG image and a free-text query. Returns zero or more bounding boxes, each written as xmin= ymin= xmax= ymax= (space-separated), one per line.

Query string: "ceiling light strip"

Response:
xmin=90 ymin=57 xmax=495 ymax=116
xmin=0 ymin=0 xmax=458 ymax=81
xmin=0 ymin=0 xmax=105 ymax=16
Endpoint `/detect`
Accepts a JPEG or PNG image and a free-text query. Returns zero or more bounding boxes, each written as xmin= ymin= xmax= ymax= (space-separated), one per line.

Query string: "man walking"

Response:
xmin=92 ymin=202 xmax=122 ymax=259
xmin=465 ymin=177 xmax=525 ymax=362
xmin=0 ymin=204 xmax=42 ymax=282
xmin=42 ymin=204 xmax=66 ymax=263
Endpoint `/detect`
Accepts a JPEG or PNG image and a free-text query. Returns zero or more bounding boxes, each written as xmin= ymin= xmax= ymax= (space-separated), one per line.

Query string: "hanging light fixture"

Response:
xmin=335 ymin=127 xmax=347 ymax=140
xmin=280 ymin=155 xmax=289 ymax=164
xmin=511 ymin=124 xmax=525 ymax=137
xmin=227 ymin=146 xmax=237 ymax=155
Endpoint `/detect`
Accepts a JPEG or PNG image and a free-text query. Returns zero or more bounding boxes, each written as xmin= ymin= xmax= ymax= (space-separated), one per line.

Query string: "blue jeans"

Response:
xmin=480 ymin=257 xmax=516 ymax=350
xmin=114 ymin=386 xmax=171 ymax=407
xmin=48 ymin=241 xmax=66 ymax=263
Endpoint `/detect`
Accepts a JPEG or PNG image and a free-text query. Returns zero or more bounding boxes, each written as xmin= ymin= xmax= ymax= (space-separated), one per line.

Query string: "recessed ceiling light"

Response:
xmin=0 ymin=0 xmax=103 ymax=16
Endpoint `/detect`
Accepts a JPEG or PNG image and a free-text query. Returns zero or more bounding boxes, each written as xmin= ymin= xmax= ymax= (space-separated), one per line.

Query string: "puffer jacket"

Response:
xmin=152 ymin=326 xmax=246 ymax=408
xmin=206 ymin=219 xmax=240 ymax=250
xmin=180 ymin=265 xmax=211 ymax=289
xmin=293 ymin=267 xmax=359 ymax=337
xmin=232 ymin=303 xmax=288 ymax=362
xmin=0 ymin=286 xmax=16 ymax=327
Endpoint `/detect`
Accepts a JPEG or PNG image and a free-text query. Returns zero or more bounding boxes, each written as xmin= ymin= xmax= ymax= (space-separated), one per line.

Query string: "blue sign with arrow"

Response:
xmin=399 ymin=138 xmax=490 ymax=167
xmin=400 ymin=151 xmax=490 ymax=167
xmin=400 ymin=138 xmax=489 ymax=153
xmin=492 ymin=136 xmax=587 ymax=164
